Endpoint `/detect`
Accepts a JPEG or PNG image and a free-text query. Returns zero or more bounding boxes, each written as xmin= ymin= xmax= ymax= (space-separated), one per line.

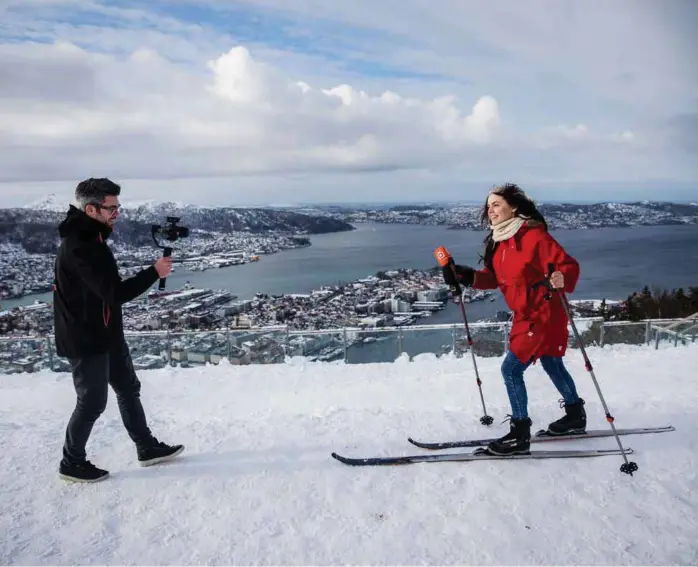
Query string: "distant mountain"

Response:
xmin=0 ymin=202 xmax=355 ymax=254
xmin=122 ymin=202 xmax=354 ymax=234
xmin=22 ymin=193 xmax=66 ymax=212
xmin=306 ymin=201 xmax=698 ymax=230
xmin=5 ymin=198 xmax=696 ymax=255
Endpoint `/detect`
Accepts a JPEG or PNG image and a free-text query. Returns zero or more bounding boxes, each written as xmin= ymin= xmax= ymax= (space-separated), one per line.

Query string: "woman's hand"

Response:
xmin=550 ymin=270 xmax=564 ymax=289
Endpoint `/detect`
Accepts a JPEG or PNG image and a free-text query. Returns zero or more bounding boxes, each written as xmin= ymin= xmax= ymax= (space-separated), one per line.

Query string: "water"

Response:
xmin=4 ymin=223 xmax=697 ymax=327
xmin=181 ymin=223 xmax=698 ymax=301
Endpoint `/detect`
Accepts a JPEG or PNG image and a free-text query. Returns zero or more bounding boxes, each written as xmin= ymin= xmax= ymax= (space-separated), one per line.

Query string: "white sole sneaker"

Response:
xmin=59 ymin=472 xmax=110 ymax=483
xmin=138 ymin=445 xmax=185 ymax=467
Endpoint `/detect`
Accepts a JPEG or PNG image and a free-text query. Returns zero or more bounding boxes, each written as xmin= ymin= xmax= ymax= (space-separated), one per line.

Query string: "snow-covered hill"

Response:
xmin=323 ymin=201 xmax=698 ymax=229
xmin=22 ymin=192 xmax=67 ymax=212
xmin=7 ymin=197 xmax=355 ymax=243
xmin=1 ymin=343 xmax=697 ymax=565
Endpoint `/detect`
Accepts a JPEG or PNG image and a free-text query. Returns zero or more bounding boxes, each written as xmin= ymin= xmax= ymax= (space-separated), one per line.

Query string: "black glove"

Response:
xmin=442 ymin=260 xmax=475 ymax=289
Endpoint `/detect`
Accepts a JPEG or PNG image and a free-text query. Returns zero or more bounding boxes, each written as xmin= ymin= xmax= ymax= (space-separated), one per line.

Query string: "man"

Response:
xmin=53 ymin=178 xmax=183 ymax=483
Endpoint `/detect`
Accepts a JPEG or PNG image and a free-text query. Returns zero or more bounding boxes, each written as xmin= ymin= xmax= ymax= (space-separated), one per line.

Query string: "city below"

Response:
xmin=0 ymin=269 xmax=500 ymax=374
xmin=1 ymin=198 xmax=696 ymax=304
xmin=1 ymin=197 xmax=695 ymax=374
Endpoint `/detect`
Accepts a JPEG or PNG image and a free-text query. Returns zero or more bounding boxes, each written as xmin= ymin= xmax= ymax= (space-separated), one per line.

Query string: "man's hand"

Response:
xmin=550 ymin=270 xmax=564 ymax=289
xmin=154 ymin=257 xmax=173 ymax=278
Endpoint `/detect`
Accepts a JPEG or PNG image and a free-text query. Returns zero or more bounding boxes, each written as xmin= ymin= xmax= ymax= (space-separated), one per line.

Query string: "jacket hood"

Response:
xmin=58 ymin=205 xmax=113 ymax=241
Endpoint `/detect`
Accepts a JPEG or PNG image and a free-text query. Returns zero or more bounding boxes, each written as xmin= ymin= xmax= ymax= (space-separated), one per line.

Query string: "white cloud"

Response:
xmin=218 ymin=0 xmax=697 ymax=116
xmin=0 ymin=0 xmax=695 ymax=206
xmin=0 ymin=42 xmax=511 ymax=181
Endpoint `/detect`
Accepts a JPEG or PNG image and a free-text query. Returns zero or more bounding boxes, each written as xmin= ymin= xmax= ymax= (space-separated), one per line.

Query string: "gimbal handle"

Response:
xmin=158 ymin=246 xmax=172 ymax=290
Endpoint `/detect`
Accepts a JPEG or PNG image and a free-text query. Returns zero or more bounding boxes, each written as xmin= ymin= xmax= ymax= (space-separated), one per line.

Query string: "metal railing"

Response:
xmin=1 ymin=317 xmax=695 ymax=375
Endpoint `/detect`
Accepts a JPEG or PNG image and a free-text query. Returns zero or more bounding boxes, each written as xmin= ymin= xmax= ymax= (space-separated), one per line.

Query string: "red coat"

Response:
xmin=472 ymin=222 xmax=580 ymax=364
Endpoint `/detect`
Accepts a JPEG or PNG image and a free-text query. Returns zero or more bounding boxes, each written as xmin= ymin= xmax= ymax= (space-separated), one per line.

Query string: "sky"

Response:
xmin=2 ymin=341 xmax=697 ymax=564
xmin=0 ymin=0 xmax=697 ymax=207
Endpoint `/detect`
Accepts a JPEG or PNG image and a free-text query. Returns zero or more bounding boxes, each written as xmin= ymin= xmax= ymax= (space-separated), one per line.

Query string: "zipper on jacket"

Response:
xmin=96 ymin=232 xmax=111 ymax=329
xmin=82 ymin=288 xmax=89 ymax=323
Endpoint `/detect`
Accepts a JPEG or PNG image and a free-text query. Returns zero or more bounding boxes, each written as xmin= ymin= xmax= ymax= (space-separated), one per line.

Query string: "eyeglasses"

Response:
xmin=90 ymin=203 xmax=121 ymax=216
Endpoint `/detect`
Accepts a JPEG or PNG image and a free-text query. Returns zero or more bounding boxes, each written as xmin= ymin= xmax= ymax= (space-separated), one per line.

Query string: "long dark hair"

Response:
xmin=479 ymin=183 xmax=547 ymax=272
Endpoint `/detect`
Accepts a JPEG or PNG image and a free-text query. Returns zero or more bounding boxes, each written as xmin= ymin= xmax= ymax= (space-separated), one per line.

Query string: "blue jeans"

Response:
xmin=500 ymin=351 xmax=580 ymax=421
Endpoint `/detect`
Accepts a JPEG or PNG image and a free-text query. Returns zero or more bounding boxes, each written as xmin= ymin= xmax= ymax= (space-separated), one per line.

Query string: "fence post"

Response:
xmin=397 ymin=328 xmax=404 ymax=359
xmin=45 ymin=336 xmax=54 ymax=372
xmin=226 ymin=323 xmax=232 ymax=361
xmin=452 ymin=325 xmax=457 ymax=356
xmin=166 ymin=330 xmax=172 ymax=364
xmin=645 ymin=320 xmax=651 ymax=345
xmin=343 ymin=327 xmax=348 ymax=363
xmin=503 ymin=323 xmax=509 ymax=355
xmin=599 ymin=320 xmax=605 ymax=348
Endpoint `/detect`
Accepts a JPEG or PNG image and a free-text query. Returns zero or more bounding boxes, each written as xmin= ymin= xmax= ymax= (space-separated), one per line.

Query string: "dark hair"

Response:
xmin=479 ymin=183 xmax=547 ymax=272
xmin=75 ymin=178 xmax=121 ymax=211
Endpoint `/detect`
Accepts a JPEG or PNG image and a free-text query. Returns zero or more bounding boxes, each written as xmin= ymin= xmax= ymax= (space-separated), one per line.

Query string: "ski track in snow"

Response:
xmin=1 ymin=343 xmax=697 ymax=565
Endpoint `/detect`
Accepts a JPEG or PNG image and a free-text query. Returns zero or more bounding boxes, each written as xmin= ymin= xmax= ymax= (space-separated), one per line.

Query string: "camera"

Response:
xmin=151 ymin=216 xmax=189 ymax=243
xmin=151 ymin=216 xmax=190 ymax=291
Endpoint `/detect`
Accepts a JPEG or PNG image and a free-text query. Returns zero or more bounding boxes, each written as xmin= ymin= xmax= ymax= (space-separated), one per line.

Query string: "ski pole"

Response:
xmin=435 ymin=246 xmax=494 ymax=426
xmin=547 ymin=264 xmax=638 ymax=476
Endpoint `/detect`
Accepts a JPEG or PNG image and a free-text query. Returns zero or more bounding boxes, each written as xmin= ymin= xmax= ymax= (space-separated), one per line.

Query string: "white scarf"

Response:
xmin=491 ymin=216 xmax=526 ymax=242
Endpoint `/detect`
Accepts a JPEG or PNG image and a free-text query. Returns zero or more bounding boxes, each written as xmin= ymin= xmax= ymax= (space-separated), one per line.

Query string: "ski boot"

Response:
xmin=486 ymin=417 xmax=532 ymax=455
xmin=547 ymin=398 xmax=586 ymax=435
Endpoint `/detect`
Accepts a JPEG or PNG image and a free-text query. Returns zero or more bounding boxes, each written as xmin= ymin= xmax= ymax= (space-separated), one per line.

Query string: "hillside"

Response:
xmin=0 ymin=200 xmax=354 ymax=253
xmin=312 ymin=201 xmax=698 ymax=230
xmin=1 ymin=342 xmax=696 ymax=565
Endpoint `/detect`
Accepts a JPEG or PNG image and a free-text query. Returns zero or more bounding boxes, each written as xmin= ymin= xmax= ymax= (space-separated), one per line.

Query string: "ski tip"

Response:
xmin=331 ymin=452 xmax=372 ymax=466
xmin=331 ymin=452 xmax=357 ymax=465
xmin=406 ymin=438 xmax=443 ymax=449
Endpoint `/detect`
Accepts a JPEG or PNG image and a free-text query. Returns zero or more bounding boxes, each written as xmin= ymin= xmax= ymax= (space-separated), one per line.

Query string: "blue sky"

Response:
xmin=0 ymin=0 xmax=696 ymax=206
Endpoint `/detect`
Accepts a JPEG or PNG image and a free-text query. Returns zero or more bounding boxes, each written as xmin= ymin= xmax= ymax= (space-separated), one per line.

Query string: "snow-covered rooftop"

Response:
xmin=2 ymin=343 xmax=696 ymax=564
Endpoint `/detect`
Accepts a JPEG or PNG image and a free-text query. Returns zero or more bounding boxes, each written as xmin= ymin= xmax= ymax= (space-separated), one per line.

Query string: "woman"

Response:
xmin=442 ymin=183 xmax=586 ymax=456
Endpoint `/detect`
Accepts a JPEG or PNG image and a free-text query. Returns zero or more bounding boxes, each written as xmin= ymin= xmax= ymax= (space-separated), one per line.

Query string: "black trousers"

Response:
xmin=62 ymin=341 xmax=154 ymax=465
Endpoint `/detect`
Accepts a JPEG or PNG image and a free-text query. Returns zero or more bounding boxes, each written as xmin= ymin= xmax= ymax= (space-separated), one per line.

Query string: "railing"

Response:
xmin=649 ymin=312 xmax=698 ymax=350
xmin=1 ymin=317 xmax=695 ymax=375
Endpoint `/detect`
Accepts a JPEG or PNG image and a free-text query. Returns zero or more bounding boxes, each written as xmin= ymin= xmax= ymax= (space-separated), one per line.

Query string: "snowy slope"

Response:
xmin=21 ymin=192 xmax=67 ymax=212
xmin=1 ymin=343 xmax=697 ymax=565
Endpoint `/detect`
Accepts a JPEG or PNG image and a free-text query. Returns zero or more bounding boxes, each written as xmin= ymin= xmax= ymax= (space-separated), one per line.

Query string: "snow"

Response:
xmin=2 ymin=343 xmax=698 ymax=565
xmin=22 ymin=192 xmax=67 ymax=212
xmin=569 ymin=299 xmax=622 ymax=309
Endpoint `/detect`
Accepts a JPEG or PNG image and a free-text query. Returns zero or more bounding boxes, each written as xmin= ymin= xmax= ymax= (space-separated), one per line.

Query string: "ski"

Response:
xmin=406 ymin=425 xmax=675 ymax=450
xmin=331 ymin=447 xmax=633 ymax=467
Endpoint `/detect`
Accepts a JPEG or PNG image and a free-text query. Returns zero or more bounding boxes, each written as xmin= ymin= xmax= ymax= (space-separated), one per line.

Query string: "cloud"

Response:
xmin=0 ymin=0 xmax=695 ymax=206
xmin=213 ymin=0 xmax=698 ymax=115
xmin=0 ymin=42 xmax=96 ymax=102
xmin=0 ymin=42 xmax=511 ymax=180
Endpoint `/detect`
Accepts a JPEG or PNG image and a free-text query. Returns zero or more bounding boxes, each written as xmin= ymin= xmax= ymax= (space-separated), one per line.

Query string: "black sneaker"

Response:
xmin=59 ymin=460 xmax=109 ymax=483
xmin=137 ymin=439 xmax=184 ymax=467
xmin=547 ymin=398 xmax=586 ymax=435
xmin=486 ymin=417 xmax=532 ymax=456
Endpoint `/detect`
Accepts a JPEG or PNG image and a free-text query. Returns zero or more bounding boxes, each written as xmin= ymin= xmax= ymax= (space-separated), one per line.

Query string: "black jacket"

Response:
xmin=53 ymin=206 xmax=160 ymax=358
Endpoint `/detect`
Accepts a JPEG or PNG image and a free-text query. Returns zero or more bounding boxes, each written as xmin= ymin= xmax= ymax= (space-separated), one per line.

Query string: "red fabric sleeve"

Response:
xmin=472 ymin=267 xmax=498 ymax=290
xmin=535 ymin=233 xmax=580 ymax=293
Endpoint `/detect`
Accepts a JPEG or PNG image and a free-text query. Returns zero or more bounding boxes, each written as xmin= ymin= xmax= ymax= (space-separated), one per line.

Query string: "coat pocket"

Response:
xmin=504 ymin=284 xmax=531 ymax=315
